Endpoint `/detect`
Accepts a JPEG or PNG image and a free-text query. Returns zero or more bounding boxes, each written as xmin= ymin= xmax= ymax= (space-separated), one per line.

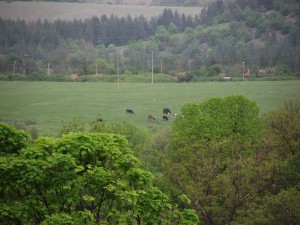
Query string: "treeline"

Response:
xmin=0 ymin=0 xmax=299 ymax=79
xmin=0 ymin=8 xmax=200 ymax=76
xmin=0 ymin=9 xmax=198 ymax=48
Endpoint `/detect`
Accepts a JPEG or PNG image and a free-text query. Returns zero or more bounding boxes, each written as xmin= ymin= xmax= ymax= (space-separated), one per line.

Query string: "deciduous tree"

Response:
xmin=0 ymin=123 xmax=198 ymax=224
xmin=163 ymin=96 xmax=270 ymax=224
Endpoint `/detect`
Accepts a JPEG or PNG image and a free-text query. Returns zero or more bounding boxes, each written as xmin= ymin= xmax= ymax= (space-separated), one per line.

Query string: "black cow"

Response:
xmin=163 ymin=115 xmax=169 ymax=121
xmin=163 ymin=108 xmax=172 ymax=114
xmin=97 ymin=117 xmax=103 ymax=122
xmin=126 ymin=109 xmax=134 ymax=114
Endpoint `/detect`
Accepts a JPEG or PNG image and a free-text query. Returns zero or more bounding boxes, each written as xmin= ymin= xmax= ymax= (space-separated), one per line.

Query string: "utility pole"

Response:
xmin=242 ymin=61 xmax=245 ymax=80
xmin=151 ymin=51 xmax=154 ymax=84
xmin=117 ymin=53 xmax=120 ymax=92
xmin=13 ymin=61 xmax=16 ymax=76
xmin=96 ymin=63 xmax=98 ymax=76
xmin=47 ymin=63 xmax=50 ymax=76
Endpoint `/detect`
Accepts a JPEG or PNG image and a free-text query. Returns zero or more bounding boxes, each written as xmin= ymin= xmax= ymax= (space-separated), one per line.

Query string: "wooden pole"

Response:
xmin=117 ymin=54 xmax=120 ymax=92
xmin=151 ymin=51 xmax=153 ymax=84
xmin=13 ymin=61 xmax=16 ymax=76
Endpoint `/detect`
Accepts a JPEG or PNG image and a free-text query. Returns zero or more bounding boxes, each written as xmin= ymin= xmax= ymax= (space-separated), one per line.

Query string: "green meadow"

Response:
xmin=0 ymin=80 xmax=299 ymax=135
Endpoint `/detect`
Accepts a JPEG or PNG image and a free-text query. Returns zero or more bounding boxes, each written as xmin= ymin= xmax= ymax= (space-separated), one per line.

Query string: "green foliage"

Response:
xmin=41 ymin=211 xmax=94 ymax=225
xmin=207 ymin=64 xmax=222 ymax=76
xmin=90 ymin=120 xmax=150 ymax=153
xmin=0 ymin=123 xmax=30 ymax=155
xmin=155 ymin=25 xmax=171 ymax=43
xmin=58 ymin=117 xmax=85 ymax=136
xmin=162 ymin=95 xmax=299 ymax=224
xmin=172 ymin=95 xmax=262 ymax=146
xmin=261 ymin=104 xmax=300 ymax=190
xmin=0 ymin=123 xmax=197 ymax=224
xmin=282 ymin=98 xmax=300 ymax=113
xmin=244 ymin=7 xmax=263 ymax=28
xmin=262 ymin=186 xmax=300 ymax=224
xmin=263 ymin=107 xmax=300 ymax=157
xmin=168 ymin=22 xmax=179 ymax=34
xmin=94 ymin=58 xmax=115 ymax=74
xmin=180 ymin=209 xmax=200 ymax=225
xmin=236 ymin=186 xmax=300 ymax=225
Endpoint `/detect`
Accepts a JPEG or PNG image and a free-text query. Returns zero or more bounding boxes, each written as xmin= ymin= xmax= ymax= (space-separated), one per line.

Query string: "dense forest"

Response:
xmin=0 ymin=0 xmax=299 ymax=81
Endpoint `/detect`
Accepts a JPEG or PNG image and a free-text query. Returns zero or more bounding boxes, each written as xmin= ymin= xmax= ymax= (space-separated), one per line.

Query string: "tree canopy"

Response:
xmin=0 ymin=123 xmax=198 ymax=224
xmin=161 ymin=95 xmax=300 ymax=224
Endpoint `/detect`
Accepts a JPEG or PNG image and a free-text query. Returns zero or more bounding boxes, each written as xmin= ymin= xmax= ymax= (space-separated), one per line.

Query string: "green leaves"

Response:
xmin=180 ymin=209 xmax=199 ymax=225
xmin=127 ymin=168 xmax=153 ymax=188
xmin=1 ymin=124 xmax=196 ymax=224
xmin=165 ymin=95 xmax=282 ymax=224
xmin=263 ymin=108 xmax=300 ymax=157
xmin=0 ymin=123 xmax=30 ymax=155
xmin=137 ymin=187 xmax=172 ymax=224
xmin=172 ymin=95 xmax=262 ymax=148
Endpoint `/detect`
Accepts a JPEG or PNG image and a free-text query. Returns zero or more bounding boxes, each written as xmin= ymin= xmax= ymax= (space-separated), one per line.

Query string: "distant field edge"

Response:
xmin=0 ymin=1 xmax=203 ymax=22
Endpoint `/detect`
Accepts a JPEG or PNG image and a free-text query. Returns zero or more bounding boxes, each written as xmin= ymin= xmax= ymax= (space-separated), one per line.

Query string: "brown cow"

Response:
xmin=148 ymin=115 xmax=156 ymax=122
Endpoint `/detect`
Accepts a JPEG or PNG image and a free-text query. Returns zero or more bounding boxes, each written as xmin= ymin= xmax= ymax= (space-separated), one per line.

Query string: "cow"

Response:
xmin=163 ymin=108 xmax=172 ymax=114
xmin=148 ymin=115 xmax=156 ymax=122
xmin=163 ymin=115 xmax=169 ymax=121
xmin=97 ymin=117 xmax=103 ymax=122
xmin=126 ymin=109 xmax=134 ymax=114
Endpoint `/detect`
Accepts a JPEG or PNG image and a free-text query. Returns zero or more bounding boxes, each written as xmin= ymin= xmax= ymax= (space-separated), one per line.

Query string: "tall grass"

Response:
xmin=0 ymin=81 xmax=299 ymax=135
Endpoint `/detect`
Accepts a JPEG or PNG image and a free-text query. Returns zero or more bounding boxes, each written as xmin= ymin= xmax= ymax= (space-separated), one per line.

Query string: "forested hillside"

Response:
xmin=0 ymin=0 xmax=299 ymax=81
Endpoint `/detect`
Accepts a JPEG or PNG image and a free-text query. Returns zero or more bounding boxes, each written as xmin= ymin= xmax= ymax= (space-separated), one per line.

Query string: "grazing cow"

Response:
xmin=97 ymin=117 xmax=103 ymax=122
xmin=126 ymin=109 xmax=134 ymax=114
xmin=148 ymin=115 xmax=156 ymax=122
xmin=163 ymin=108 xmax=172 ymax=114
xmin=163 ymin=115 xmax=169 ymax=121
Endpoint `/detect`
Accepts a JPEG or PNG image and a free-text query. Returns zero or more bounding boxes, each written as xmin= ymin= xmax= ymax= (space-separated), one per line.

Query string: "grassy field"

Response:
xmin=0 ymin=80 xmax=299 ymax=135
xmin=0 ymin=2 xmax=202 ymax=22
